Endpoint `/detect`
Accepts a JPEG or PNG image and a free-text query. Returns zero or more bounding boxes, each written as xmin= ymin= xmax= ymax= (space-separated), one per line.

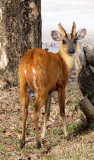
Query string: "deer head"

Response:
xmin=51 ymin=22 xmax=86 ymax=55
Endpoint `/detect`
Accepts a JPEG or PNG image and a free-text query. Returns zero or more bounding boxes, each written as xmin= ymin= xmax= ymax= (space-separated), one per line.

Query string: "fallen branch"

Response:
xmin=79 ymin=97 xmax=94 ymax=123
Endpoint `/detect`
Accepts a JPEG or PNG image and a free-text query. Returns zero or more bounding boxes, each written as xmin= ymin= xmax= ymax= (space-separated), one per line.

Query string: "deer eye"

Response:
xmin=73 ymin=39 xmax=77 ymax=44
xmin=62 ymin=40 xmax=66 ymax=44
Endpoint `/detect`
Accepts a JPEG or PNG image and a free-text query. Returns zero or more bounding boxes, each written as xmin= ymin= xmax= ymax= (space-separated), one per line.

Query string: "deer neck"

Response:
xmin=58 ymin=47 xmax=76 ymax=73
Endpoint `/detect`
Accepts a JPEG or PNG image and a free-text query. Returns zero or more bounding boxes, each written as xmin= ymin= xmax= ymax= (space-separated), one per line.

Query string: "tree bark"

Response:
xmin=78 ymin=64 xmax=94 ymax=105
xmin=21 ymin=0 xmax=42 ymax=54
xmin=75 ymin=37 xmax=94 ymax=122
xmin=0 ymin=0 xmax=42 ymax=85
xmin=83 ymin=44 xmax=94 ymax=67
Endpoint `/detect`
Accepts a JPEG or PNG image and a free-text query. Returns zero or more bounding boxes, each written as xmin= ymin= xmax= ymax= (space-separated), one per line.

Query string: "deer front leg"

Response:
xmin=41 ymin=93 xmax=52 ymax=140
xmin=58 ymin=88 xmax=69 ymax=137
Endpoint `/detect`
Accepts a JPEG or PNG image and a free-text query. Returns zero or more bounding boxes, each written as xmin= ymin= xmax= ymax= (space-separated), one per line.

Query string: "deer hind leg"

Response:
xmin=20 ymin=80 xmax=29 ymax=149
xmin=58 ymin=88 xmax=69 ymax=137
xmin=41 ymin=92 xmax=52 ymax=140
xmin=33 ymin=91 xmax=48 ymax=149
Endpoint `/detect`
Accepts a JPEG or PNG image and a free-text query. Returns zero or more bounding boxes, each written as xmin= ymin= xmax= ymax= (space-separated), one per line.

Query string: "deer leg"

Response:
xmin=20 ymin=82 xmax=29 ymax=149
xmin=41 ymin=92 xmax=52 ymax=140
xmin=58 ymin=88 xmax=69 ymax=137
xmin=33 ymin=92 xmax=47 ymax=149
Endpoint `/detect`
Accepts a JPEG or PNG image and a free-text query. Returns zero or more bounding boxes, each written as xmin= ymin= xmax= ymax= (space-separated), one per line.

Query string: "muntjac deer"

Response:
xmin=19 ymin=22 xmax=86 ymax=149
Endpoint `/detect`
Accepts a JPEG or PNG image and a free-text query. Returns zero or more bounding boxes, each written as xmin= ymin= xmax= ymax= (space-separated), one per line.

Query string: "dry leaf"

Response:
xmin=6 ymin=131 xmax=13 ymax=136
xmin=15 ymin=133 xmax=22 ymax=139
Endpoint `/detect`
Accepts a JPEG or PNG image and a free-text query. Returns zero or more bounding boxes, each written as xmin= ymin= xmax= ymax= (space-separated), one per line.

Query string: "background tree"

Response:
xmin=75 ymin=38 xmax=94 ymax=123
xmin=0 ymin=0 xmax=41 ymax=85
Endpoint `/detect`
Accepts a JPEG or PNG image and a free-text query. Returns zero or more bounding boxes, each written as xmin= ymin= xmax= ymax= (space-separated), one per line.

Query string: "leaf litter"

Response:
xmin=0 ymin=78 xmax=94 ymax=160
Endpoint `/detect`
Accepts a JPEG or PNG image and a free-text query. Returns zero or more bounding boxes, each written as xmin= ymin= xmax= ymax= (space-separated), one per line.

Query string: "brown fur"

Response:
xmin=19 ymin=49 xmax=68 ymax=93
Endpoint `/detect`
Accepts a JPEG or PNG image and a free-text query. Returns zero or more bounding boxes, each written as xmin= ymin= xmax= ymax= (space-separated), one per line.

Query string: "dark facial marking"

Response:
xmin=62 ymin=40 xmax=66 ymax=44
xmin=73 ymin=39 xmax=77 ymax=44
xmin=63 ymin=34 xmax=76 ymax=54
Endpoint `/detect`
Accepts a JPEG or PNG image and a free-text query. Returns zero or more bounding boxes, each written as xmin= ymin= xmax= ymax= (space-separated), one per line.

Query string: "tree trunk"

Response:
xmin=78 ymin=64 xmax=94 ymax=105
xmin=83 ymin=44 xmax=94 ymax=67
xmin=75 ymin=36 xmax=94 ymax=123
xmin=0 ymin=0 xmax=41 ymax=85
xmin=21 ymin=0 xmax=42 ymax=54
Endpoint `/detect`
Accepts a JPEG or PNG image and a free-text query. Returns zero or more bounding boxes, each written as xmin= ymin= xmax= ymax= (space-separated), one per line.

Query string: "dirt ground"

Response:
xmin=0 ymin=77 xmax=94 ymax=160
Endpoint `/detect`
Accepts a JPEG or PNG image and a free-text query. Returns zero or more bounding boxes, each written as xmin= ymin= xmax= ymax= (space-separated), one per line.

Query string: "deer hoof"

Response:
xmin=37 ymin=141 xmax=41 ymax=149
xmin=20 ymin=141 xmax=25 ymax=149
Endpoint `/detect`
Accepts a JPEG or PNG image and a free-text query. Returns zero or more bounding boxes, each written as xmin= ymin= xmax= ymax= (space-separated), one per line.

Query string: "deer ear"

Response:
xmin=58 ymin=23 xmax=66 ymax=37
xmin=72 ymin=22 xmax=76 ymax=36
xmin=51 ymin=31 xmax=61 ymax=41
xmin=77 ymin=29 xmax=86 ymax=40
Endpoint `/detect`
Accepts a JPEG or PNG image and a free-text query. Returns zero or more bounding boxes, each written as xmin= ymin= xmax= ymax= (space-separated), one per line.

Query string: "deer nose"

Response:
xmin=68 ymin=48 xmax=75 ymax=54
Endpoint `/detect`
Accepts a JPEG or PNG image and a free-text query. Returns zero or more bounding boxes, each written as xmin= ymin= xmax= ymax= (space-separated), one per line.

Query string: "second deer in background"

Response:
xmin=19 ymin=22 xmax=86 ymax=149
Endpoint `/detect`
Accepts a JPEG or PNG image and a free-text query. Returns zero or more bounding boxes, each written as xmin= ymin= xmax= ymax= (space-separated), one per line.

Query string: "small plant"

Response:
xmin=67 ymin=123 xmax=74 ymax=134
xmin=85 ymin=92 xmax=92 ymax=97
xmin=68 ymin=122 xmax=83 ymax=135
xmin=0 ymin=145 xmax=6 ymax=153
xmin=75 ymin=104 xmax=81 ymax=111
xmin=30 ymin=133 xmax=35 ymax=137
